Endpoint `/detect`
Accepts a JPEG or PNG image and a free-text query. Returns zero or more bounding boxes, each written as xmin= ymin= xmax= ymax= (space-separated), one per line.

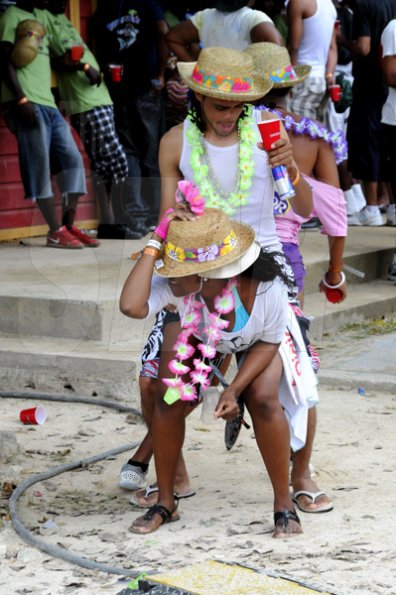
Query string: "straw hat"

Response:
xmin=245 ymin=43 xmax=311 ymax=88
xmin=178 ymin=47 xmax=272 ymax=102
xmin=156 ymin=208 xmax=257 ymax=278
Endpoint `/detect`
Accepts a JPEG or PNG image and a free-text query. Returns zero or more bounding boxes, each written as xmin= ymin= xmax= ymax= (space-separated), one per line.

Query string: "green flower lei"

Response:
xmin=186 ymin=104 xmax=257 ymax=216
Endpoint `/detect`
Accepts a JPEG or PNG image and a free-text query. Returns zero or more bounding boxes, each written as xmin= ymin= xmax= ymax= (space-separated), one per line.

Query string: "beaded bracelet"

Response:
xmin=146 ymin=238 xmax=162 ymax=251
xmin=291 ymin=168 xmax=300 ymax=187
xmin=321 ymin=270 xmax=346 ymax=289
xmin=143 ymin=247 xmax=160 ymax=258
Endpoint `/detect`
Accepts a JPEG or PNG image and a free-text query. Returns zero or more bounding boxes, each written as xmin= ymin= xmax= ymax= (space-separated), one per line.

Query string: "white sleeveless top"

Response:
xmin=180 ymin=119 xmax=282 ymax=253
xmin=297 ymin=0 xmax=336 ymax=76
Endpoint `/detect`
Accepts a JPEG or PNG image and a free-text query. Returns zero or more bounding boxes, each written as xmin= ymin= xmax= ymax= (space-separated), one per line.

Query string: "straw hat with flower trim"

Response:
xmin=245 ymin=42 xmax=311 ymax=88
xmin=177 ymin=47 xmax=273 ymax=102
xmin=156 ymin=208 xmax=260 ymax=279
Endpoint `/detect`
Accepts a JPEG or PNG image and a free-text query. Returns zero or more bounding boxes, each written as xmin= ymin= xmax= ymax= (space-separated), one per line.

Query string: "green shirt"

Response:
xmin=0 ymin=6 xmax=56 ymax=107
xmin=39 ymin=11 xmax=112 ymax=116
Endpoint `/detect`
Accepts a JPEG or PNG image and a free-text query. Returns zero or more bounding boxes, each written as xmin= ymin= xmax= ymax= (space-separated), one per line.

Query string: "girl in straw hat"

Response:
xmin=118 ymin=47 xmax=314 ymax=536
xmin=120 ymin=181 xmax=316 ymax=535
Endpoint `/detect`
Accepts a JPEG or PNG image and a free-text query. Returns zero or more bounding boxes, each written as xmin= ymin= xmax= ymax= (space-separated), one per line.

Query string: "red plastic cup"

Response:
xmin=334 ymin=19 xmax=341 ymax=31
xmin=325 ymin=287 xmax=342 ymax=303
xmin=19 ymin=406 xmax=47 ymax=425
xmin=109 ymin=64 xmax=122 ymax=83
xmin=69 ymin=45 xmax=84 ymax=62
xmin=257 ymin=118 xmax=281 ymax=151
xmin=329 ymin=84 xmax=342 ymax=103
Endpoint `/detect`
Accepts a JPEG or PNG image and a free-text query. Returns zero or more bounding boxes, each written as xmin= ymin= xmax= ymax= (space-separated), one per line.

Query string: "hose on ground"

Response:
xmin=1 ymin=390 xmax=151 ymax=578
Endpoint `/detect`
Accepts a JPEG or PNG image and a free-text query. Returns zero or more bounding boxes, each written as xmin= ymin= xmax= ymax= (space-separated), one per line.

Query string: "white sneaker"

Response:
xmin=386 ymin=206 xmax=396 ymax=226
xmin=351 ymin=184 xmax=367 ymax=211
xmin=356 ymin=206 xmax=384 ymax=226
xmin=347 ymin=212 xmax=362 ymax=226
xmin=118 ymin=463 xmax=147 ymax=490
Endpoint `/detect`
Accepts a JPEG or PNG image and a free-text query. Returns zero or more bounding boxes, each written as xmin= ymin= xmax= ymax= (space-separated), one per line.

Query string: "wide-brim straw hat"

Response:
xmin=156 ymin=208 xmax=257 ymax=278
xmin=245 ymin=42 xmax=311 ymax=88
xmin=178 ymin=47 xmax=273 ymax=102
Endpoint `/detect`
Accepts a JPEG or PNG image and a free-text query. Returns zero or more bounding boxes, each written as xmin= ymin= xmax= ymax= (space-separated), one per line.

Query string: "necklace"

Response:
xmin=186 ymin=105 xmax=257 ymax=216
xmin=163 ymin=280 xmax=236 ymax=404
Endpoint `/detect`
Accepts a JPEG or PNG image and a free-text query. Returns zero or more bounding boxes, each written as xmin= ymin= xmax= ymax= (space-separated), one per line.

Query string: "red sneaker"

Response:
xmin=47 ymin=225 xmax=84 ymax=249
xmin=68 ymin=225 xmax=100 ymax=247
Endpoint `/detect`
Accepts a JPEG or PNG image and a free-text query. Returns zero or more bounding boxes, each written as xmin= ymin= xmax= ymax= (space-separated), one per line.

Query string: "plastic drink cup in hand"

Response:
xmin=329 ymin=84 xmax=342 ymax=103
xmin=200 ymin=387 xmax=221 ymax=425
xmin=69 ymin=45 xmax=84 ymax=62
xmin=334 ymin=19 xmax=341 ymax=31
xmin=257 ymin=118 xmax=281 ymax=151
xmin=109 ymin=64 xmax=122 ymax=83
xmin=325 ymin=287 xmax=342 ymax=303
xmin=19 ymin=405 xmax=47 ymax=425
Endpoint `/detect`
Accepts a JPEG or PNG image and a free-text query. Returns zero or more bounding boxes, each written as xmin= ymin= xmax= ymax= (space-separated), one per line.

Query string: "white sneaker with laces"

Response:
xmin=347 ymin=212 xmax=362 ymax=226
xmin=356 ymin=207 xmax=384 ymax=226
xmin=118 ymin=463 xmax=147 ymax=490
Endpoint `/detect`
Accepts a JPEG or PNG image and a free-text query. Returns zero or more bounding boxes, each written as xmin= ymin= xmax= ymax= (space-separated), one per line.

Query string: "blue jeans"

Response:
xmin=114 ymin=90 xmax=165 ymax=226
xmin=3 ymin=103 xmax=86 ymax=199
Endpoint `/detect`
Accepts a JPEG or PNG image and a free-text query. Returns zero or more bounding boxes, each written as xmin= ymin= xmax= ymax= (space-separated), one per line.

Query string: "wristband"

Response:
xmin=146 ymin=238 xmax=162 ymax=251
xmin=154 ymin=207 xmax=175 ymax=240
xmin=325 ymin=72 xmax=334 ymax=80
xmin=17 ymin=96 xmax=28 ymax=106
xmin=82 ymin=63 xmax=90 ymax=72
xmin=322 ymin=270 xmax=345 ymax=289
xmin=143 ymin=246 xmax=160 ymax=258
xmin=291 ymin=168 xmax=300 ymax=187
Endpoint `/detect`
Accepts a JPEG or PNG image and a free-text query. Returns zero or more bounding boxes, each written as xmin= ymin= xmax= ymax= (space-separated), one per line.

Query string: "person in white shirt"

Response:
xmin=381 ymin=17 xmax=396 ymax=230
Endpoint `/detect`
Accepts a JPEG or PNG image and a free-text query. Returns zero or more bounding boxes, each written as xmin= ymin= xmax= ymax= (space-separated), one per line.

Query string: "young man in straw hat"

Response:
xmin=119 ymin=47 xmax=314 ymax=536
xmin=246 ymin=41 xmax=348 ymax=513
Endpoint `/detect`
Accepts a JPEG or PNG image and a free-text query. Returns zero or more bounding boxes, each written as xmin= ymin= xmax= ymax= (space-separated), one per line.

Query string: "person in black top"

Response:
xmin=90 ymin=0 xmax=169 ymax=235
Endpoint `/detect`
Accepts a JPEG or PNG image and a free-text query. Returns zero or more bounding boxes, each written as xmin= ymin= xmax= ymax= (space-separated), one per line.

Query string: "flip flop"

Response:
xmin=129 ymin=484 xmax=196 ymax=508
xmin=129 ymin=503 xmax=180 ymax=534
xmin=292 ymin=490 xmax=333 ymax=514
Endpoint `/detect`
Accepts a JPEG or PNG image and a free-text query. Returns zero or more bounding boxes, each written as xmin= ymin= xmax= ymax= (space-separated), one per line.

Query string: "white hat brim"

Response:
xmin=199 ymin=241 xmax=261 ymax=279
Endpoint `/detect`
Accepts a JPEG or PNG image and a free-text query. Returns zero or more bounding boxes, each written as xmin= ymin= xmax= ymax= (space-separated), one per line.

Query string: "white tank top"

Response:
xmin=180 ymin=119 xmax=282 ymax=252
xmin=297 ymin=0 xmax=336 ymax=76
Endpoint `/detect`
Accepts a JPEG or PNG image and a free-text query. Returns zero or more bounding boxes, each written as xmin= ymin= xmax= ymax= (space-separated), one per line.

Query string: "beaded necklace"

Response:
xmin=186 ymin=105 xmax=258 ymax=216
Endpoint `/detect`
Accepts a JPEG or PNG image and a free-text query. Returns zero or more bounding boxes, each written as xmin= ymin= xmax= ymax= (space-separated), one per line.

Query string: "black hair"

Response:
xmin=188 ymin=94 xmax=251 ymax=133
xmin=241 ymin=248 xmax=294 ymax=291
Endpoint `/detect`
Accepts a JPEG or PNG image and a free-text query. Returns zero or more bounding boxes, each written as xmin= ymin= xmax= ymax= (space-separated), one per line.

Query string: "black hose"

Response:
xmin=2 ymin=390 xmax=151 ymax=577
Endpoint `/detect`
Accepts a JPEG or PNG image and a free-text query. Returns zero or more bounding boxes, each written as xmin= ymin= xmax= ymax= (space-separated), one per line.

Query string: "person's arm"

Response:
xmin=215 ymin=341 xmax=280 ymax=420
xmin=154 ymin=18 xmax=169 ymax=92
xmin=158 ymin=124 xmax=185 ymax=217
xmin=382 ymin=52 xmax=396 ymax=87
xmin=250 ymin=21 xmax=284 ymax=45
xmin=337 ymin=30 xmax=370 ymax=57
xmin=287 ymin=0 xmax=305 ymax=65
xmin=50 ymin=53 xmax=102 ymax=86
xmin=0 ymin=41 xmax=38 ymax=127
xmin=166 ymin=20 xmax=200 ymax=62
xmin=325 ymin=28 xmax=338 ymax=87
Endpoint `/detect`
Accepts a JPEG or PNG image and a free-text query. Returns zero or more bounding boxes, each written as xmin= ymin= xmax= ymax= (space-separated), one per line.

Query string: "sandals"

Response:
xmin=129 ymin=484 xmax=196 ymax=508
xmin=129 ymin=503 xmax=180 ymax=534
xmin=292 ymin=490 xmax=333 ymax=514
xmin=224 ymin=396 xmax=247 ymax=451
xmin=273 ymin=509 xmax=301 ymax=535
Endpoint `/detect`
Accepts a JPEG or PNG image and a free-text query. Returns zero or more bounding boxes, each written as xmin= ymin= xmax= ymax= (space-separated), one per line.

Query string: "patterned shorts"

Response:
xmin=71 ymin=105 xmax=128 ymax=185
xmin=289 ymin=75 xmax=327 ymax=122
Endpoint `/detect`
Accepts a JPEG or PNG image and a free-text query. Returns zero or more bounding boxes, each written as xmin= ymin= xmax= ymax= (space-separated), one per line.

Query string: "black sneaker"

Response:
xmin=301 ymin=217 xmax=322 ymax=231
xmin=97 ymin=224 xmax=142 ymax=240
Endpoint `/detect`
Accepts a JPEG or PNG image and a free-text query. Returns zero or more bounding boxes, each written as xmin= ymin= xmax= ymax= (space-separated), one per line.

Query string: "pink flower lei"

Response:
xmin=163 ymin=279 xmax=237 ymax=405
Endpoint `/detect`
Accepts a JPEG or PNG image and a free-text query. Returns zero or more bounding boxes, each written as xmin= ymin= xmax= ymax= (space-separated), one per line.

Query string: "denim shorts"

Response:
xmin=3 ymin=103 xmax=86 ymax=199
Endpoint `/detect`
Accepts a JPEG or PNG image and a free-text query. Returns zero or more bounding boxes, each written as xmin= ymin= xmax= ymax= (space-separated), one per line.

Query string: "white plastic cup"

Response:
xmin=200 ymin=387 xmax=221 ymax=424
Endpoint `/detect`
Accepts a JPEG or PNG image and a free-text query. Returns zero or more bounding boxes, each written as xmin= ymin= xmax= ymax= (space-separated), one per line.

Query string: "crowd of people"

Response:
xmin=1 ymin=0 xmax=395 ymax=537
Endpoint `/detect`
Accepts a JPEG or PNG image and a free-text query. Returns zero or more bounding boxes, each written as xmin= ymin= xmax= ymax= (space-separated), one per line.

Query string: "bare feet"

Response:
xmin=129 ymin=503 xmax=180 ymax=534
xmin=292 ymin=478 xmax=333 ymax=513
xmin=273 ymin=509 xmax=303 ymax=538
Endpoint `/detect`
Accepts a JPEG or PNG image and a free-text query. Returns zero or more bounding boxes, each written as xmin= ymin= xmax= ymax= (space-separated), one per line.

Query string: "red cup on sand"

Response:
xmin=329 ymin=84 xmax=342 ymax=103
xmin=19 ymin=406 xmax=47 ymax=425
xmin=257 ymin=118 xmax=281 ymax=151
xmin=69 ymin=45 xmax=84 ymax=62
xmin=325 ymin=287 xmax=342 ymax=303
xmin=109 ymin=64 xmax=122 ymax=83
